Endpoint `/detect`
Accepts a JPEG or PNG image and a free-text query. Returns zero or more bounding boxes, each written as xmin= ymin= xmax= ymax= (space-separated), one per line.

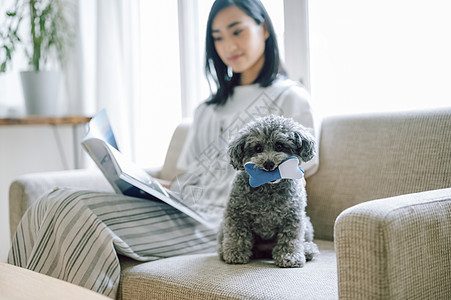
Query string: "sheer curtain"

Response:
xmin=132 ymin=1 xmax=182 ymax=168
xmin=72 ymin=0 xmax=183 ymax=167
xmin=71 ymin=0 xmax=139 ymax=159
xmin=95 ymin=0 xmax=138 ymax=157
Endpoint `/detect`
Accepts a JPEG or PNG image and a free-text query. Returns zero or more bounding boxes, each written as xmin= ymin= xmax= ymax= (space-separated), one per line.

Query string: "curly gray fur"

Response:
xmin=218 ymin=115 xmax=319 ymax=268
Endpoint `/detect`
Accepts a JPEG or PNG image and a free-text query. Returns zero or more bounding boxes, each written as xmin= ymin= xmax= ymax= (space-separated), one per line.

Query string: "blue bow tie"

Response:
xmin=244 ymin=156 xmax=304 ymax=188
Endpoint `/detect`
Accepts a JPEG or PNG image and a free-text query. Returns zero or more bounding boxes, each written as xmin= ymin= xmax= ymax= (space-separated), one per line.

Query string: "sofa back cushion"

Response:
xmin=159 ymin=121 xmax=191 ymax=181
xmin=306 ymin=108 xmax=451 ymax=240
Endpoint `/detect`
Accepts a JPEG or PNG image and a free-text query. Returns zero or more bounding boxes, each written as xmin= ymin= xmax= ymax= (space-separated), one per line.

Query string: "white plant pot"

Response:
xmin=0 ymin=72 xmax=25 ymax=116
xmin=20 ymin=70 xmax=61 ymax=116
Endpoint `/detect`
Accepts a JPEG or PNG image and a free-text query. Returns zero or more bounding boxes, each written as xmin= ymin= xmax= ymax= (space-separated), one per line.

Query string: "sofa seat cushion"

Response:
xmin=118 ymin=239 xmax=337 ymax=300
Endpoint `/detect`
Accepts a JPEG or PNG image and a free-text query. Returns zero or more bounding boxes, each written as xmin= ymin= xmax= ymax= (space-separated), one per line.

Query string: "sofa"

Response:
xmin=9 ymin=108 xmax=451 ymax=299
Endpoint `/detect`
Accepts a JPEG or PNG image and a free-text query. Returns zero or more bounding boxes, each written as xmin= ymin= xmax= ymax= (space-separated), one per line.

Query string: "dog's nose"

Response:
xmin=263 ymin=161 xmax=275 ymax=171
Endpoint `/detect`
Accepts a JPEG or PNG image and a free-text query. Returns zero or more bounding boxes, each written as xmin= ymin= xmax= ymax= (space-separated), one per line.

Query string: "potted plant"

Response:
xmin=0 ymin=0 xmax=74 ymax=115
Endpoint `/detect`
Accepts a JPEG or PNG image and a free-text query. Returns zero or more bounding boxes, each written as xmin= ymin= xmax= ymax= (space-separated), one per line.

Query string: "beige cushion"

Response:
xmin=118 ymin=239 xmax=337 ymax=300
xmin=158 ymin=122 xmax=190 ymax=181
xmin=307 ymin=109 xmax=451 ymax=240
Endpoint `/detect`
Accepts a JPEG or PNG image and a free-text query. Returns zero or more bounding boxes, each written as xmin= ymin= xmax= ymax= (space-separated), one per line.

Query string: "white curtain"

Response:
xmin=66 ymin=0 xmax=139 ymax=159
xmin=95 ymin=0 xmax=139 ymax=157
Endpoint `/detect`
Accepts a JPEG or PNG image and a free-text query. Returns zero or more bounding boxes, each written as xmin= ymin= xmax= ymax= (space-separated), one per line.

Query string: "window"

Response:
xmin=308 ymin=0 xmax=451 ymax=117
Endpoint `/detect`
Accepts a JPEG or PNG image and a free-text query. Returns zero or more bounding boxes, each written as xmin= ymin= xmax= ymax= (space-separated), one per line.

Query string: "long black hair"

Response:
xmin=205 ymin=0 xmax=286 ymax=106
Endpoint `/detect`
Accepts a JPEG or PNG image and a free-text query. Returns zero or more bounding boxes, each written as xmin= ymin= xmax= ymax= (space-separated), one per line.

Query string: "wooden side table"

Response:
xmin=0 ymin=116 xmax=92 ymax=169
xmin=0 ymin=262 xmax=110 ymax=300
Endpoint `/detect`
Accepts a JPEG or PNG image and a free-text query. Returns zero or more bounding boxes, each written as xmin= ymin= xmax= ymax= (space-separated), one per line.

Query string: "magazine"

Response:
xmin=82 ymin=109 xmax=213 ymax=228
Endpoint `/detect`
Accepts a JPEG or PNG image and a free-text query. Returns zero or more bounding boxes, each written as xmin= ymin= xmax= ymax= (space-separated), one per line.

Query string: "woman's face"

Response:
xmin=212 ymin=6 xmax=269 ymax=85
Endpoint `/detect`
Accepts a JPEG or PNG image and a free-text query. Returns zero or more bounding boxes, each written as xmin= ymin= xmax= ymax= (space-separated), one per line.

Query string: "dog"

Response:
xmin=218 ymin=115 xmax=319 ymax=268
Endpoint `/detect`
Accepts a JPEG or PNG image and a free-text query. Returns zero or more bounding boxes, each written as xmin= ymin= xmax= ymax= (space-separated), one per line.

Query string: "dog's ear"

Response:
xmin=227 ymin=132 xmax=248 ymax=170
xmin=293 ymin=128 xmax=317 ymax=162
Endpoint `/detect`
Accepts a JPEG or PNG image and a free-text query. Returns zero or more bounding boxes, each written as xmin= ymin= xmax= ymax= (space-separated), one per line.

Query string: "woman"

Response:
xmin=8 ymin=0 xmax=317 ymax=297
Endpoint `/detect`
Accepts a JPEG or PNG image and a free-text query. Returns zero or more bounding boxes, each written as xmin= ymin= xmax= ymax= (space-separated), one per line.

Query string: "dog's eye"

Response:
xmin=274 ymin=142 xmax=285 ymax=152
xmin=255 ymin=145 xmax=263 ymax=153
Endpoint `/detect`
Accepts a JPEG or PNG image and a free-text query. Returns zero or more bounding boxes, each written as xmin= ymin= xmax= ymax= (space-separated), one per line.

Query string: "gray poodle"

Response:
xmin=218 ymin=115 xmax=319 ymax=268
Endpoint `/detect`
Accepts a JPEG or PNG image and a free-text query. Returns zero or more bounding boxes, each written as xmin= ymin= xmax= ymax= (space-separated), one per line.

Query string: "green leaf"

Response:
xmin=1 ymin=0 xmax=75 ymax=70
xmin=4 ymin=46 xmax=11 ymax=59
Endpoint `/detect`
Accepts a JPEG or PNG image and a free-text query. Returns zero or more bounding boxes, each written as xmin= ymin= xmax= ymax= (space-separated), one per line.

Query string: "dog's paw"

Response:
xmin=304 ymin=241 xmax=320 ymax=261
xmin=274 ymin=252 xmax=306 ymax=268
xmin=222 ymin=248 xmax=252 ymax=264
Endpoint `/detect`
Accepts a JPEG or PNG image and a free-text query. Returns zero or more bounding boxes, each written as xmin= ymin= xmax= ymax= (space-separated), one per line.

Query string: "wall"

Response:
xmin=0 ymin=125 xmax=84 ymax=262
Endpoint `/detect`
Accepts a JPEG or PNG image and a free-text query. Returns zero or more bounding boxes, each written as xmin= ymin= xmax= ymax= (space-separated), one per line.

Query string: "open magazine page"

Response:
xmin=82 ymin=137 xmax=122 ymax=194
xmin=82 ymin=109 xmax=122 ymax=193
xmin=82 ymin=109 xmax=214 ymax=228
xmin=82 ymin=109 xmax=119 ymax=149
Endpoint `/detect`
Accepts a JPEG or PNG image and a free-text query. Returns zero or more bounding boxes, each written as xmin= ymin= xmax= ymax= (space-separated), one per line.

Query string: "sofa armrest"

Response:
xmin=9 ymin=168 xmax=113 ymax=238
xmin=334 ymin=188 xmax=451 ymax=299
